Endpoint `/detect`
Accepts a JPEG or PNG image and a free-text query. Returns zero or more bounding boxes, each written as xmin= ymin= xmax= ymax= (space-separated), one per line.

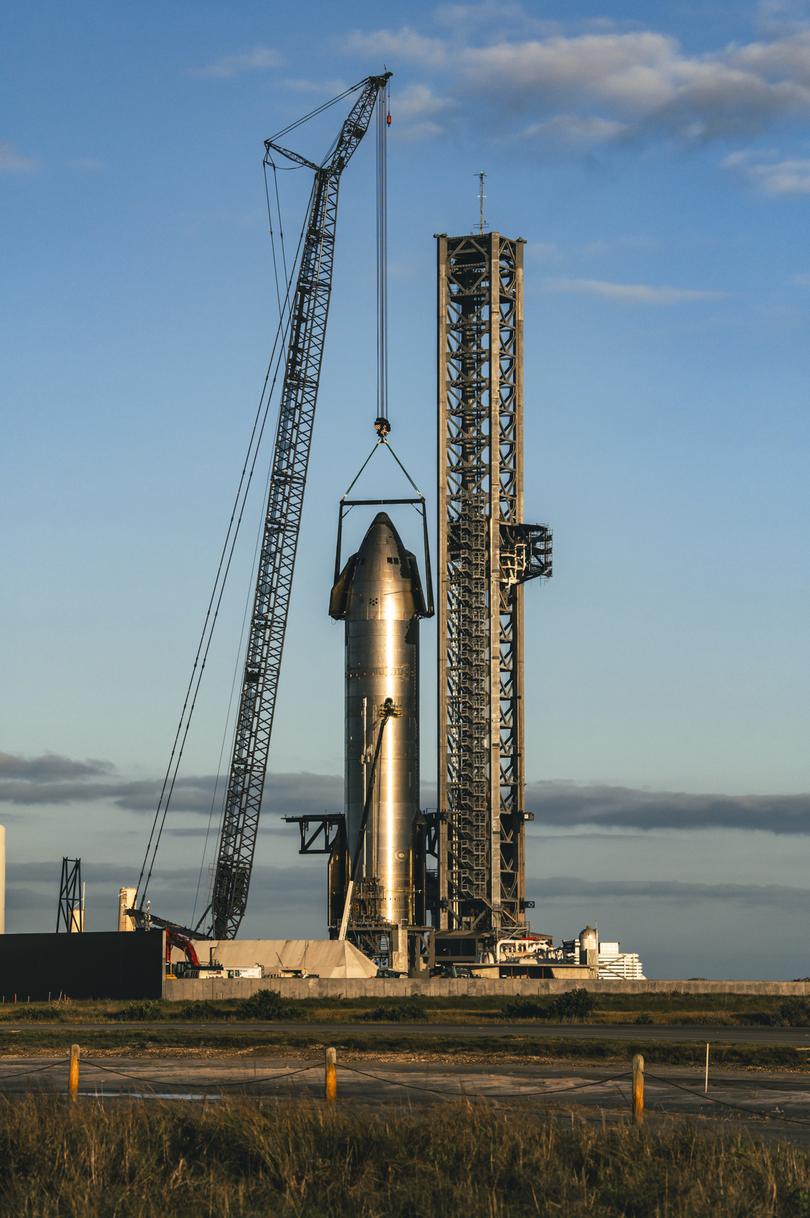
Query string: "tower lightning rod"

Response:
xmin=478 ymin=170 xmax=486 ymax=234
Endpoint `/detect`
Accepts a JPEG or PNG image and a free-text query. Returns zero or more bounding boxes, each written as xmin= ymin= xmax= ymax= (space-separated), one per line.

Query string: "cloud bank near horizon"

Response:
xmin=1 ymin=751 xmax=808 ymax=836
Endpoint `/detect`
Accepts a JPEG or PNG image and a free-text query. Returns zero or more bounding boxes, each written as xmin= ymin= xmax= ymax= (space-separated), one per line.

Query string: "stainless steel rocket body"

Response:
xmin=330 ymin=513 xmax=426 ymax=925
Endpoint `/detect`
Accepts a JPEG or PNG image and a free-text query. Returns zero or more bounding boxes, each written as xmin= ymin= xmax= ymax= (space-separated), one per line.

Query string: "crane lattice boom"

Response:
xmin=206 ymin=74 xmax=390 ymax=939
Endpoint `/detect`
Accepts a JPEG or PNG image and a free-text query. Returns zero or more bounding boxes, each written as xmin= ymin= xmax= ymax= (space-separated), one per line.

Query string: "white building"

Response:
xmin=597 ymin=940 xmax=646 ymax=980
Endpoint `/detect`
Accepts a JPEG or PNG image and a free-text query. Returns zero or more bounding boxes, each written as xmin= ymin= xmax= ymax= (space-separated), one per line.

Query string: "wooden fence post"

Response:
xmin=632 ymin=1053 xmax=644 ymax=1126
xmin=69 ymin=1043 xmax=80 ymax=1101
xmin=325 ymin=1046 xmax=337 ymax=1102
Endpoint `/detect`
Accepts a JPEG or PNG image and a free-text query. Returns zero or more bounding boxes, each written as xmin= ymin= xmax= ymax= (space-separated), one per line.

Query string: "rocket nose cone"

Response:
xmin=359 ymin=512 xmax=401 ymax=559
xmin=329 ymin=512 xmax=427 ymax=621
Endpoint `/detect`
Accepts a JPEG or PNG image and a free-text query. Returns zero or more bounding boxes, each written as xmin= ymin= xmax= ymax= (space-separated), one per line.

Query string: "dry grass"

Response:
xmin=1 ymin=1028 xmax=807 ymax=1072
xmin=0 ymin=1096 xmax=808 ymax=1216
xmin=3 ymin=992 xmax=809 ymax=1027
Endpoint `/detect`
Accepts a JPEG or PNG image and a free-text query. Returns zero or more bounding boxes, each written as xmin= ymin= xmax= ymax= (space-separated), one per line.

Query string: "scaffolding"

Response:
xmin=436 ymin=232 xmax=551 ymax=935
xmin=56 ymin=857 xmax=84 ymax=933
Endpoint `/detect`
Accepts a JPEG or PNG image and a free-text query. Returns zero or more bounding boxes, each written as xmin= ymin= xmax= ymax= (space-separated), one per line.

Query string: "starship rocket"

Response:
xmin=329 ymin=512 xmax=428 ymax=928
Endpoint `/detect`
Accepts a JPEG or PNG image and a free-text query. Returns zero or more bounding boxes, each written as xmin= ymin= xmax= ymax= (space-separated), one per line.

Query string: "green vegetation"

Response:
xmin=4 ymin=988 xmax=810 ymax=1028
xmin=503 ymin=988 xmax=596 ymax=1020
xmin=0 ymin=1096 xmax=806 ymax=1217
xmin=113 ymin=1000 xmax=163 ymax=1022
xmin=779 ymin=999 xmax=810 ymax=1027
xmin=236 ymin=989 xmax=300 ymax=1021
xmin=3 ymin=1005 xmax=66 ymax=1021
xmin=0 ymin=1027 xmax=806 ymax=1070
xmin=361 ymin=998 xmax=428 ymax=1022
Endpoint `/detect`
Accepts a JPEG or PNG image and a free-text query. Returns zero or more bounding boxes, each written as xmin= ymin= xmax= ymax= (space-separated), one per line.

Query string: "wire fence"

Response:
xmin=1 ymin=1051 xmax=809 ymax=1130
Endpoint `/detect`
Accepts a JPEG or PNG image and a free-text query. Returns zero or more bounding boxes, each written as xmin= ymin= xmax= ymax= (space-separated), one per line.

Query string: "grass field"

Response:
xmin=0 ymin=1096 xmax=807 ymax=1217
xmin=2 ymin=990 xmax=809 ymax=1027
xmin=2 ymin=992 xmax=809 ymax=1069
xmin=0 ymin=1029 xmax=807 ymax=1071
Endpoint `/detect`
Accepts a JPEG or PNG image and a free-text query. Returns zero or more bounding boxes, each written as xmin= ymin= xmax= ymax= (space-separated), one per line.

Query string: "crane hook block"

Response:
xmin=374 ymin=415 xmax=391 ymax=439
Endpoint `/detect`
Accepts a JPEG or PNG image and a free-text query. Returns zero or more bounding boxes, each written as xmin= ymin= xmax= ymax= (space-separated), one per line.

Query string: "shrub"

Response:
xmin=172 ymin=1000 xmax=228 ymax=1021
xmin=113 ymin=1000 xmax=163 ymax=1021
xmin=361 ymin=999 xmax=428 ymax=1022
xmin=502 ymin=999 xmax=553 ymax=1019
xmin=503 ymin=990 xmax=596 ymax=1021
xmin=779 ymin=998 xmax=810 ymax=1027
xmin=552 ymin=988 xmax=596 ymax=1020
xmin=236 ymin=989 xmax=297 ymax=1020
xmin=634 ymin=1012 xmax=654 ymax=1025
xmin=6 ymin=1005 xmax=66 ymax=1021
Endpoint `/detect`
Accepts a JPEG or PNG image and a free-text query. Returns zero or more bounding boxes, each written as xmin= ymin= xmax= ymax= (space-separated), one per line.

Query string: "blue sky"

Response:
xmin=2 ymin=0 xmax=809 ymax=978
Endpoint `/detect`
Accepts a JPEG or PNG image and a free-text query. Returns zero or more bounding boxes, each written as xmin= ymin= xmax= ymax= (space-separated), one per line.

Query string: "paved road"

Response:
xmin=5 ymin=1020 xmax=808 ymax=1046
xmin=1 ymin=1055 xmax=809 ymax=1142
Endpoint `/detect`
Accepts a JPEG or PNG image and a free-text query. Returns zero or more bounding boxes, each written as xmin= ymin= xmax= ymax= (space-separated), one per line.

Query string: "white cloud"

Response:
xmin=433 ymin=1 xmax=560 ymax=36
xmin=341 ymin=23 xmax=810 ymax=146
xmin=460 ymin=33 xmax=810 ymax=140
xmin=543 ymin=277 xmax=727 ymax=304
xmin=724 ymin=148 xmax=810 ymax=193
xmin=342 ymin=26 xmax=447 ymax=67
xmin=395 ymin=82 xmax=448 ymax=119
xmin=731 ymin=30 xmax=810 ymax=84
xmin=522 ymin=114 xmax=626 ymax=144
xmin=390 ymin=82 xmax=452 ymax=138
xmin=461 ymin=32 xmax=682 ymax=111
xmin=0 ymin=140 xmax=38 ymax=173
xmin=191 ymin=46 xmax=283 ymax=79
xmin=756 ymin=0 xmax=810 ymax=35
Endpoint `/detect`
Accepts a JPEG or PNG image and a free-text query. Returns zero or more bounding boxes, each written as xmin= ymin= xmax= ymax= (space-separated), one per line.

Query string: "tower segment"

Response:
xmin=436 ymin=232 xmax=552 ymax=937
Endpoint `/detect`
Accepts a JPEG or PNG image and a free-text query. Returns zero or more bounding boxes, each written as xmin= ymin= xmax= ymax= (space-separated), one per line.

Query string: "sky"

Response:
xmin=1 ymin=0 xmax=809 ymax=979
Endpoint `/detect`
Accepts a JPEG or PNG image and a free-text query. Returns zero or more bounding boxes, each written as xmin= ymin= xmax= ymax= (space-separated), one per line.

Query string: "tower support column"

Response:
xmin=436 ymin=231 xmax=551 ymax=938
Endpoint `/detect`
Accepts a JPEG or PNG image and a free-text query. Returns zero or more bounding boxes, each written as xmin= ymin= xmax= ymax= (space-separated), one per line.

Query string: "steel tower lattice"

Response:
xmin=436 ymin=232 xmax=552 ymax=936
xmin=56 ymin=857 xmax=83 ymax=933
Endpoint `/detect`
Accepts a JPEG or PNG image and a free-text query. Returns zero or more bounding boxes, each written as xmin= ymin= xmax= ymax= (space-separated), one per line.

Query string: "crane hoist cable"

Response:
xmin=376 ymin=78 xmax=390 ymax=433
xmin=135 ymin=182 xmax=314 ymax=911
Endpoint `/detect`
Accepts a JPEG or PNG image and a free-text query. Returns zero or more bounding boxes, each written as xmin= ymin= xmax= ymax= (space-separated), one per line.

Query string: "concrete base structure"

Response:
xmin=182 ymin=938 xmax=378 ymax=980
xmin=162 ymin=976 xmax=810 ymax=1001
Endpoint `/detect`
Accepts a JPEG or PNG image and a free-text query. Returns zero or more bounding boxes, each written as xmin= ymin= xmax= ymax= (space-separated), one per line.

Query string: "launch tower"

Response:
xmin=435 ymin=232 xmax=552 ymax=938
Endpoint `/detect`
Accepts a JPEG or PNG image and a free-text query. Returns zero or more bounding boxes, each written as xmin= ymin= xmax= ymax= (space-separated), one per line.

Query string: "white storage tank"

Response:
xmin=579 ymin=925 xmax=598 ymax=968
xmin=118 ymin=886 xmax=137 ymax=932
